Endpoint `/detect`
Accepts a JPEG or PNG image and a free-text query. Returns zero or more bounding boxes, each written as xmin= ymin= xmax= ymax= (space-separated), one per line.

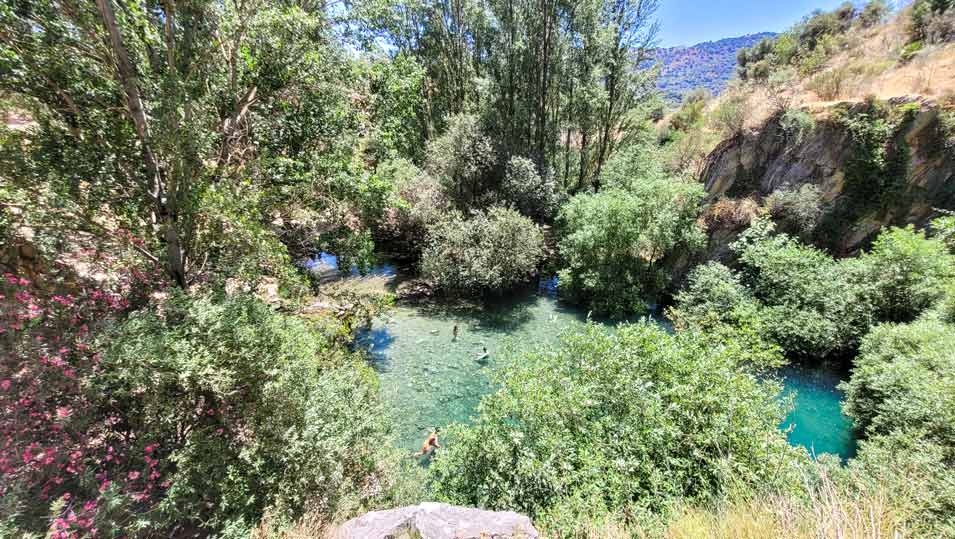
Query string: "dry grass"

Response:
xmin=700 ymin=197 xmax=763 ymax=232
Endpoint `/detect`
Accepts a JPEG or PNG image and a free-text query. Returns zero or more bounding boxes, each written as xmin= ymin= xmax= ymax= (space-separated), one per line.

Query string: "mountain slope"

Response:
xmin=654 ymin=33 xmax=776 ymax=101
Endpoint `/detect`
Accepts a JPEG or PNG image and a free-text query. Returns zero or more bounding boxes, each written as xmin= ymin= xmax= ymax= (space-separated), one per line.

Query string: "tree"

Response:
xmin=500 ymin=156 xmax=560 ymax=220
xmin=558 ymin=177 xmax=704 ymax=318
xmin=420 ymin=207 xmax=545 ymax=294
xmin=424 ymin=114 xmax=497 ymax=209
xmin=0 ymin=1 xmax=378 ymax=289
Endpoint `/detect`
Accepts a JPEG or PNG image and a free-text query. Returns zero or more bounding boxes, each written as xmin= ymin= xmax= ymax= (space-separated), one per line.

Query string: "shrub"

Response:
xmin=424 ymin=114 xmax=497 ymax=209
xmin=855 ymin=225 xmax=955 ymax=322
xmin=669 ymin=89 xmax=710 ymax=132
xmin=429 ymin=323 xmax=802 ymax=534
xmin=669 ymin=262 xmax=763 ymax=332
xmin=375 ymin=159 xmax=450 ymax=261
xmin=858 ymin=0 xmax=889 ymax=28
xmin=710 ymin=93 xmax=750 ymax=138
xmin=731 ymin=219 xmax=875 ymax=358
xmin=765 ymin=184 xmax=824 ymax=237
xmin=558 ymin=179 xmax=705 ymax=318
xmin=420 ymin=207 xmax=545 ymax=295
xmin=778 ymin=109 xmax=816 ymax=146
xmin=807 ymin=68 xmax=849 ymax=101
xmin=842 ymin=317 xmax=955 ymax=452
xmin=93 ymin=293 xmax=401 ymax=536
xmin=500 ymin=156 xmax=560 ymax=221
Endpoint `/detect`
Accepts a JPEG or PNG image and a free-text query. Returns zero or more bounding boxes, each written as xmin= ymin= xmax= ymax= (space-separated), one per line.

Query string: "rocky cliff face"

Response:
xmin=700 ymin=97 xmax=955 ymax=256
xmin=333 ymin=503 xmax=538 ymax=539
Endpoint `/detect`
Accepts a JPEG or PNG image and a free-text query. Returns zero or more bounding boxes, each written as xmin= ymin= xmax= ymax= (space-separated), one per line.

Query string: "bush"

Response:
xmin=858 ymin=0 xmax=889 ymax=28
xmin=375 ymin=158 xmax=450 ymax=261
xmin=778 ymin=109 xmax=816 ymax=146
xmin=420 ymin=207 xmax=545 ymax=295
xmin=93 ymin=293 xmax=401 ymax=536
xmin=710 ymin=93 xmax=750 ymax=138
xmin=731 ymin=219 xmax=874 ymax=358
xmin=429 ymin=323 xmax=802 ymax=534
xmin=855 ymin=225 xmax=955 ymax=322
xmin=669 ymin=262 xmax=763 ymax=332
xmin=842 ymin=317 xmax=955 ymax=449
xmin=807 ymin=67 xmax=849 ymax=101
xmin=558 ymin=179 xmax=705 ymax=318
xmin=500 ymin=156 xmax=560 ymax=221
xmin=765 ymin=184 xmax=824 ymax=237
xmin=424 ymin=114 xmax=497 ymax=209
xmin=669 ymin=89 xmax=710 ymax=131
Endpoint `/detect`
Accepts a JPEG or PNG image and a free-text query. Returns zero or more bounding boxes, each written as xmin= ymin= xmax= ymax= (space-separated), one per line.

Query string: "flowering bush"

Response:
xmin=0 ymin=271 xmax=157 ymax=538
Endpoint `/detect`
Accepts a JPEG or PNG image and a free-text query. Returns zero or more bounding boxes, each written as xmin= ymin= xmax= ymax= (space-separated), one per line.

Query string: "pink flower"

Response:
xmin=56 ymin=407 xmax=72 ymax=419
xmin=0 ymin=380 xmax=10 ymax=391
xmin=127 ymin=471 xmax=140 ymax=481
xmin=144 ymin=445 xmax=155 ymax=454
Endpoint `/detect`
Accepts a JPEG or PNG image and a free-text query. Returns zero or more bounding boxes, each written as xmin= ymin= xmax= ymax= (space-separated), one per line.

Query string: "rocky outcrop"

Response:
xmin=333 ymin=503 xmax=538 ymax=539
xmin=700 ymin=97 xmax=955 ymax=255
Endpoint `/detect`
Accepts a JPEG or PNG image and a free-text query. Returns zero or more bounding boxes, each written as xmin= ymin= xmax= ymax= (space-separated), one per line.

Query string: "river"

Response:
xmin=353 ymin=279 xmax=857 ymax=460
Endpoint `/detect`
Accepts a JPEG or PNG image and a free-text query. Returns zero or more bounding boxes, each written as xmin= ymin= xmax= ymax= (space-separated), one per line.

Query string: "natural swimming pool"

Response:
xmin=355 ymin=282 xmax=858 ymax=459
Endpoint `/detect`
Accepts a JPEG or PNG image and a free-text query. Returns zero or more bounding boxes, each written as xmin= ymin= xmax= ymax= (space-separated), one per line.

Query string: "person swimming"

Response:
xmin=452 ymin=323 xmax=459 ymax=341
xmin=476 ymin=346 xmax=489 ymax=362
xmin=413 ymin=428 xmax=441 ymax=458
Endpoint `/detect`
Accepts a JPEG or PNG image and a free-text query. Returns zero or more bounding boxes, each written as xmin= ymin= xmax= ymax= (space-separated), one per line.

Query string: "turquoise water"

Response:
xmin=778 ymin=365 xmax=858 ymax=459
xmin=356 ymin=282 xmax=857 ymax=459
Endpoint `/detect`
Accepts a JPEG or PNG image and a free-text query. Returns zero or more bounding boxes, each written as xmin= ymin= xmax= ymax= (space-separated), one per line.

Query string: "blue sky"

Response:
xmin=657 ymin=0 xmax=858 ymax=47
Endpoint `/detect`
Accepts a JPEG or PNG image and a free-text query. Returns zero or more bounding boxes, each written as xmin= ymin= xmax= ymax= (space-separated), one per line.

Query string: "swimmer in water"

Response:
xmin=413 ymin=428 xmax=441 ymax=458
xmin=476 ymin=346 xmax=489 ymax=362
xmin=452 ymin=323 xmax=459 ymax=341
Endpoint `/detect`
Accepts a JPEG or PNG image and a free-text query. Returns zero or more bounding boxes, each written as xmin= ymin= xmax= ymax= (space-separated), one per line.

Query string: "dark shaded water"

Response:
xmin=355 ymin=285 xmax=857 ymax=460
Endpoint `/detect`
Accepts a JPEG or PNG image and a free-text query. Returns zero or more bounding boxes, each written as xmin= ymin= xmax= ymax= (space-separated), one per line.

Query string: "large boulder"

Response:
xmin=333 ymin=502 xmax=538 ymax=539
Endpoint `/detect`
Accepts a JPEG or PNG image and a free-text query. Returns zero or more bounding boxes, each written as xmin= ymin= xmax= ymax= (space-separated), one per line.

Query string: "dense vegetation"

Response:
xmin=1 ymin=0 xmax=954 ymax=537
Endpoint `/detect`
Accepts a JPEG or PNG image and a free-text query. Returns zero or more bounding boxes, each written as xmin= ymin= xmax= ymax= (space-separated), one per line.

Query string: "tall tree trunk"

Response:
xmin=95 ymin=0 xmax=186 ymax=287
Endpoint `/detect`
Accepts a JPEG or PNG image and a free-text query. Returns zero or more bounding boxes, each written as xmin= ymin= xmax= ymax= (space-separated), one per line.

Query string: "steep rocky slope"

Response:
xmin=700 ymin=96 xmax=955 ymax=257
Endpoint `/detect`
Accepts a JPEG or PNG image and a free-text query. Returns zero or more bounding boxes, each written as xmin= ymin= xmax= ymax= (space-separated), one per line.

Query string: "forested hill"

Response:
xmin=655 ymin=32 xmax=776 ymax=101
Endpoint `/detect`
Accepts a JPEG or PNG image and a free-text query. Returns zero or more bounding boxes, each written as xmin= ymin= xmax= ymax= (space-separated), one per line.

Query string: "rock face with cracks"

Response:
xmin=333 ymin=502 xmax=538 ymax=539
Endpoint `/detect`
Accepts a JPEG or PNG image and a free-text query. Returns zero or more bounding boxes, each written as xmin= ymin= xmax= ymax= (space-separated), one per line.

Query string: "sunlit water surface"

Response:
xmin=353 ymin=276 xmax=857 ymax=459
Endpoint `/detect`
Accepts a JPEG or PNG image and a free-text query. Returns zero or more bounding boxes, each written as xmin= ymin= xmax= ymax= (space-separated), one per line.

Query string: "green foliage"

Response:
xmin=500 ymin=156 xmax=561 ymax=221
xmin=842 ymin=317 xmax=955 ymax=450
xmin=669 ymin=89 xmax=710 ymax=132
xmin=558 ymin=177 xmax=705 ymax=318
xmin=420 ymin=207 xmax=545 ymax=295
xmin=429 ymin=323 xmax=801 ymax=532
xmin=710 ymin=93 xmax=750 ymax=138
xmin=425 ymin=114 xmax=497 ymax=209
xmin=669 ymin=262 xmax=763 ymax=333
xmin=677 ymin=219 xmax=954 ymax=362
xmin=779 ymin=109 xmax=817 ymax=146
xmin=730 ymin=219 xmax=874 ymax=358
xmin=856 ymin=225 xmax=955 ymax=322
xmin=95 ymin=292 xmax=401 ymax=535
xmin=366 ymin=54 xmax=427 ymax=163
xmin=858 ymin=0 xmax=889 ymax=28
xmin=765 ymin=184 xmax=824 ymax=237
xmin=910 ymin=0 xmax=955 ymax=44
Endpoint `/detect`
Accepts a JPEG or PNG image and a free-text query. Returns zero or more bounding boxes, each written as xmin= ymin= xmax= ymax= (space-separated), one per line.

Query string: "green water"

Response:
xmin=357 ymin=283 xmax=857 ymax=459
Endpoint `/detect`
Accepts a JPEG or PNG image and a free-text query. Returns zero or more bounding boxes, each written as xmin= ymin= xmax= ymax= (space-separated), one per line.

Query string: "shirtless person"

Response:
xmin=414 ymin=428 xmax=441 ymax=458
xmin=452 ymin=323 xmax=459 ymax=341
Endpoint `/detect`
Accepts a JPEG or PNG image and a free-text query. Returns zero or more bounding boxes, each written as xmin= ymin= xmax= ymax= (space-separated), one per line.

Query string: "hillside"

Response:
xmin=654 ymin=33 xmax=776 ymax=101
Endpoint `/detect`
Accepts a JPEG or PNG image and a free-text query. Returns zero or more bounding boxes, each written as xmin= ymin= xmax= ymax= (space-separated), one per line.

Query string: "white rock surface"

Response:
xmin=333 ymin=502 xmax=538 ymax=539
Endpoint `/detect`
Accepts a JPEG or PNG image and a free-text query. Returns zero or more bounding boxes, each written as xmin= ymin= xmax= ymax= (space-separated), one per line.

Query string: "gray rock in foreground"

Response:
xmin=333 ymin=502 xmax=538 ymax=539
